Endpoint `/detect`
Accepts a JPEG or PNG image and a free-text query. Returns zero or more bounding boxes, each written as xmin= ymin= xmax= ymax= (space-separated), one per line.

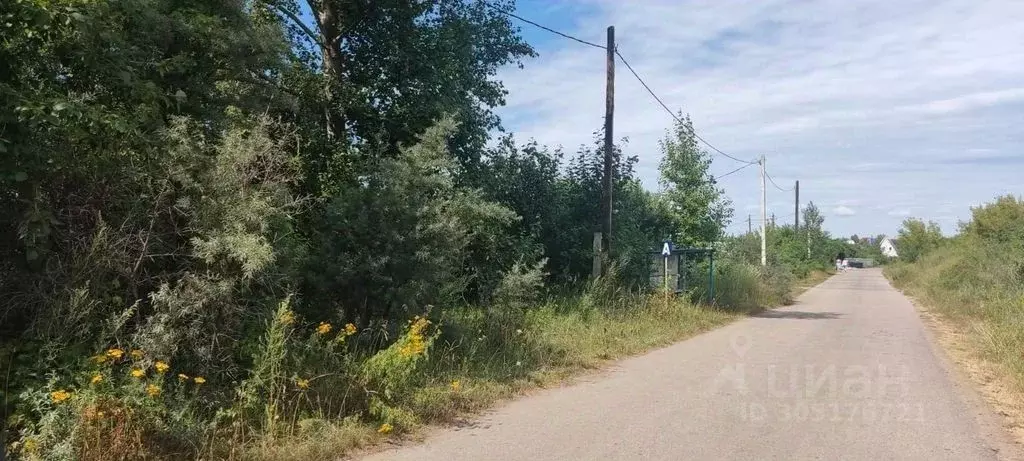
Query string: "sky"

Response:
xmin=493 ymin=0 xmax=1024 ymax=238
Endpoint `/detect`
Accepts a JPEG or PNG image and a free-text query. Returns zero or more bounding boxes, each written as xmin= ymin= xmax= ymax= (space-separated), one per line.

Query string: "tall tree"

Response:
xmin=254 ymin=0 xmax=536 ymax=195
xmin=897 ymin=218 xmax=944 ymax=262
xmin=657 ymin=114 xmax=733 ymax=247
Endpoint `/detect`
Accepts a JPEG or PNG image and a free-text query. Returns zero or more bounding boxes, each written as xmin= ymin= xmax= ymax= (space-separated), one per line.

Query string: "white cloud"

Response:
xmin=833 ymin=206 xmax=857 ymax=216
xmin=498 ymin=0 xmax=1024 ymax=237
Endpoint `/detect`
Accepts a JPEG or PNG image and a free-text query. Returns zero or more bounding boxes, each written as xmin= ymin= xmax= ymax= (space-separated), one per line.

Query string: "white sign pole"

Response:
xmin=662 ymin=242 xmax=671 ymax=307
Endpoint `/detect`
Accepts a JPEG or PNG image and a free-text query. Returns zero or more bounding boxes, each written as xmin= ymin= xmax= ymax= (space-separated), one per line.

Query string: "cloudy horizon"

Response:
xmin=493 ymin=0 xmax=1024 ymax=238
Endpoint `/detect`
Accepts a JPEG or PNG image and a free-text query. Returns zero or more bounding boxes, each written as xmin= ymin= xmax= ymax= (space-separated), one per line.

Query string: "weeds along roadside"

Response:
xmin=4 ymin=259 xmax=810 ymax=461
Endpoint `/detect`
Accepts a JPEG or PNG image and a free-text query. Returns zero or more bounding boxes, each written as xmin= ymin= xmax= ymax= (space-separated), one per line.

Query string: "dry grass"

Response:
xmin=885 ymin=242 xmax=1024 ymax=444
xmin=246 ymin=418 xmax=379 ymax=461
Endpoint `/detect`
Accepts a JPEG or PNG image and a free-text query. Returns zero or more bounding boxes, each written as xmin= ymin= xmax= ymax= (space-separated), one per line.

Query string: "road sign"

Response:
xmin=662 ymin=241 xmax=672 ymax=256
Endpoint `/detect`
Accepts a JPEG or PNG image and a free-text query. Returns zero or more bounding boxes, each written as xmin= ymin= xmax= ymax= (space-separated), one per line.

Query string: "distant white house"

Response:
xmin=880 ymin=238 xmax=899 ymax=258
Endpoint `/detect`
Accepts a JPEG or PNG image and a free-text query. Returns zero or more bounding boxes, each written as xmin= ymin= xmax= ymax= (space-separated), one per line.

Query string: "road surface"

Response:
xmin=360 ymin=269 xmax=1020 ymax=460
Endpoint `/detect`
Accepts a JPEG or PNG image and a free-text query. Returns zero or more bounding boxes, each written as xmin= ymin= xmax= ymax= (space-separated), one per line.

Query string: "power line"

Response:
xmin=482 ymin=4 xmax=760 ymax=168
xmin=765 ymin=171 xmax=794 ymax=192
xmin=614 ymin=49 xmax=758 ymax=166
xmin=483 ymin=3 xmax=606 ymax=49
xmin=718 ymin=162 xmax=756 ymax=179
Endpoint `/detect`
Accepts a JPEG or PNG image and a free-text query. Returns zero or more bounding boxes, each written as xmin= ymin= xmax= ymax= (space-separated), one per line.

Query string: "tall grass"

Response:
xmin=247 ymin=264 xmax=804 ymax=460
xmin=6 ymin=262 xmax=811 ymax=461
xmin=703 ymin=262 xmax=797 ymax=311
xmin=886 ymin=238 xmax=1024 ymax=390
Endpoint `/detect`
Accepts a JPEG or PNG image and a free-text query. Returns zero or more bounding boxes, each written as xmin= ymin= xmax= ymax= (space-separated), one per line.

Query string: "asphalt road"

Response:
xmin=360 ymin=269 xmax=1020 ymax=461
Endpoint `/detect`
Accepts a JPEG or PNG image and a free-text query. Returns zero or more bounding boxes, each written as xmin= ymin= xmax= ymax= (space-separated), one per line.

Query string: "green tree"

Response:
xmin=253 ymin=0 xmax=536 ymax=195
xmin=657 ymin=114 xmax=733 ymax=247
xmin=962 ymin=195 xmax=1024 ymax=247
xmin=897 ymin=218 xmax=945 ymax=262
xmin=304 ymin=119 xmax=517 ymax=323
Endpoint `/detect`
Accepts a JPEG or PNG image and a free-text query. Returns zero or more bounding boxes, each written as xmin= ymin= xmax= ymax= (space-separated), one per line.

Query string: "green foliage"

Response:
xmin=886 ymin=194 xmax=1024 ymax=402
xmin=721 ymin=200 xmax=841 ymax=278
xmin=896 ymin=218 xmax=945 ymax=262
xmin=658 ymin=114 xmax=733 ymax=247
xmin=304 ymin=119 xmax=518 ymax=322
xmin=961 ymin=195 xmax=1024 ymax=247
xmin=1 ymin=0 xmax=814 ymax=457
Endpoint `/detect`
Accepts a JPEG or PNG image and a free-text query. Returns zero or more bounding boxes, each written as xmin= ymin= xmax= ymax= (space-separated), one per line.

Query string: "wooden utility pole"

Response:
xmin=771 ymin=213 xmax=776 ymax=228
xmin=601 ymin=25 xmax=615 ymax=272
xmin=760 ymin=156 xmax=766 ymax=266
xmin=794 ymin=180 xmax=800 ymax=230
xmin=748 ymin=214 xmax=752 ymax=234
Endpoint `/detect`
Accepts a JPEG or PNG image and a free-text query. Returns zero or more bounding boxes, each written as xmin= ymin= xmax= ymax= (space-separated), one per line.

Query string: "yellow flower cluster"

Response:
xmin=50 ymin=389 xmax=72 ymax=404
xmin=344 ymin=323 xmax=357 ymax=336
xmin=91 ymin=374 xmax=103 ymax=385
xmin=450 ymin=380 xmax=461 ymax=392
xmin=154 ymin=361 xmax=170 ymax=374
xmin=377 ymin=423 xmax=393 ymax=434
xmin=131 ymin=368 xmax=145 ymax=379
xmin=317 ymin=322 xmax=332 ymax=335
xmin=130 ymin=349 xmax=144 ymax=360
xmin=296 ymin=378 xmax=310 ymax=390
xmin=399 ymin=317 xmax=430 ymax=357
xmin=146 ymin=384 xmax=161 ymax=397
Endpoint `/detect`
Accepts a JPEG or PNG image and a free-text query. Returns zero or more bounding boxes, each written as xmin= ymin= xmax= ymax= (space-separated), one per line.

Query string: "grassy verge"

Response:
xmin=251 ymin=268 xmax=829 ymax=461
xmin=251 ymin=297 xmax=738 ymax=460
xmin=885 ymin=241 xmax=1024 ymax=441
xmin=791 ymin=269 xmax=834 ymax=298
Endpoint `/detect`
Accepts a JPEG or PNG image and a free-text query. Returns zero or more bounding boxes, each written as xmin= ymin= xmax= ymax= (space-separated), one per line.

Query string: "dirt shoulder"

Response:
xmin=907 ymin=297 xmax=1024 ymax=456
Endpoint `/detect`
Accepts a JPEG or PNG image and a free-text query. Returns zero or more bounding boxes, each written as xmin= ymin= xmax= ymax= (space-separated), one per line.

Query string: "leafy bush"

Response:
xmin=885 ymin=195 xmax=1024 ymax=402
xmin=961 ymin=195 xmax=1024 ymax=247
xmin=896 ymin=218 xmax=945 ymax=262
xmin=707 ymin=262 xmax=794 ymax=311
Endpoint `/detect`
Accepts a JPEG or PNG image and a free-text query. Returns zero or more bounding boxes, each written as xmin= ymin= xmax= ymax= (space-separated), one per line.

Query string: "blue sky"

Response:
xmin=494 ymin=0 xmax=1024 ymax=238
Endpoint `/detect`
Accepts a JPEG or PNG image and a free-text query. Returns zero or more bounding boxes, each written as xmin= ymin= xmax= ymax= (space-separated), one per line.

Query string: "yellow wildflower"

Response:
xmin=130 ymin=349 xmax=144 ymax=360
xmin=131 ymin=368 xmax=145 ymax=379
xmin=145 ymin=383 xmax=161 ymax=397
xmin=378 ymin=423 xmax=393 ymax=434
xmin=194 ymin=376 xmax=206 ymax=385
xmin=91 ymin=374 xmax=103 ymax=385
xmin=177 ymin=373 xmax=189 ymax=382
xmin=106 ymin=348 xmax=125 ymax=360
xmin=450 ymin=380 xmax=461 ymax=392
xmin=50 ymin=389 xmax=71 ymax=404
xmin=154 ymin=361 xmax=170 ymax=374
xmin=316 ymin=322 xmax=332 ymax=335
xmin=296 ymin=378 xmax=310 ymax=390
xmin=23 ymin=438 xmax=38 ymax=454
xmin=344 ymin=323 xmax=357 ymax=336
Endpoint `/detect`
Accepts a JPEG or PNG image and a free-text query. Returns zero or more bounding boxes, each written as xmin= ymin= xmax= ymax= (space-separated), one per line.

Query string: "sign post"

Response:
xmin=662 ymin=241 xmax=672 ymax=308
